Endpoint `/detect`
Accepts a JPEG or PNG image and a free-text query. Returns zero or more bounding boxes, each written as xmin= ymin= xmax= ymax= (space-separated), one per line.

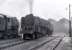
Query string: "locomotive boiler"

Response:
xmin=21 ymin=14 xmax=53 ymax=40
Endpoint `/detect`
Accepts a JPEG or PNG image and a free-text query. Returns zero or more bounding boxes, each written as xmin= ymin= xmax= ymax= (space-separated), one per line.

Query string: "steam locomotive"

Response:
xmin=0 ymin=14 xmax=19 ymax=39
xmin=21 ymin=14 xmax=53 ymax=40
xmin=0 ymin=13 xmax=53 ymax=40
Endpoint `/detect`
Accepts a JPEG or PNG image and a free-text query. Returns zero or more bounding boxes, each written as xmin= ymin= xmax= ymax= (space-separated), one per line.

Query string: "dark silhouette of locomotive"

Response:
xmin=0 ymin=14 xmax=19 ymax=39
xmin=21 ymin=14 xmax=53 ymax=40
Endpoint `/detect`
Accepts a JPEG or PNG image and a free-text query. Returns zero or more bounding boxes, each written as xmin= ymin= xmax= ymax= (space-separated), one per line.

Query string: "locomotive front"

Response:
xmin=21 ymin=14 xmax=35 ymax=40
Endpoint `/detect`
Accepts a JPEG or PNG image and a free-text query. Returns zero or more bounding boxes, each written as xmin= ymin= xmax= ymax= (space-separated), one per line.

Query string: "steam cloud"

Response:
xmin=26 ymin=0 xmax=34 ymax=13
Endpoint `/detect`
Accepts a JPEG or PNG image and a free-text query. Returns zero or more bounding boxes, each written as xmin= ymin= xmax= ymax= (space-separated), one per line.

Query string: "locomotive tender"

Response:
xmin=21 ymin=14 xmax=53 ymax=40
xmin=0 ymin=14 xmax=19 ymax=39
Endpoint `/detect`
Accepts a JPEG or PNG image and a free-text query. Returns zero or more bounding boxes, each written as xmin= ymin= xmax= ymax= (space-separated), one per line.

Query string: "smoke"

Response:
xmin=26 ymin=0 xmax=34 ymax=5
xmin=26 ymin=0 xmax=34 ymax=13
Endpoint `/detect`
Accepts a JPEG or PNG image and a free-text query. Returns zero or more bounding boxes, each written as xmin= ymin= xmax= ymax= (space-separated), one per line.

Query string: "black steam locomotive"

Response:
xmin=0 ymin=13 xmax=53 ymax=40
xmin=0 ymin=14 xmax=19 ymax=39
xmin=21 ymin=14 xmax=53 ymax=40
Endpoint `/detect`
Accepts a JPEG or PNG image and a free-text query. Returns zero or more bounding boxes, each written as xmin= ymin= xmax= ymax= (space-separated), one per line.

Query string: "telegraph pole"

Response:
xmin=69 ymin=4 xmax=72 ymax=37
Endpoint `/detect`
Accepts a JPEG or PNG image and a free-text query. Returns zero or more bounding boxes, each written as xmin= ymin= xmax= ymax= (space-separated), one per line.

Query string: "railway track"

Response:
xmin=0 ymin=38 xmax=18 ymax=43
xmin=30 ymin=36 xmax=64 ymax=50
xmin=21 ymin=36 xmax=59 ymax=50
xmin=52 ymin=37 xmax=63 ymax=50
xmin=0 ymin=36 xmax=48 ymax=50
xmin=0 ymin=38 xmax=22 ymax=45
xmin=0 ymin=38 xmax=25 ymax=50
xmin=0 ymin=36 xmax=60 ymax=50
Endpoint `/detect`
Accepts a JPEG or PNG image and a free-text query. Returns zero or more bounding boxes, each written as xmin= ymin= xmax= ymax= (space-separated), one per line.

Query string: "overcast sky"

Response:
xmin=0 ymin=0 xmax=71 ymax=21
